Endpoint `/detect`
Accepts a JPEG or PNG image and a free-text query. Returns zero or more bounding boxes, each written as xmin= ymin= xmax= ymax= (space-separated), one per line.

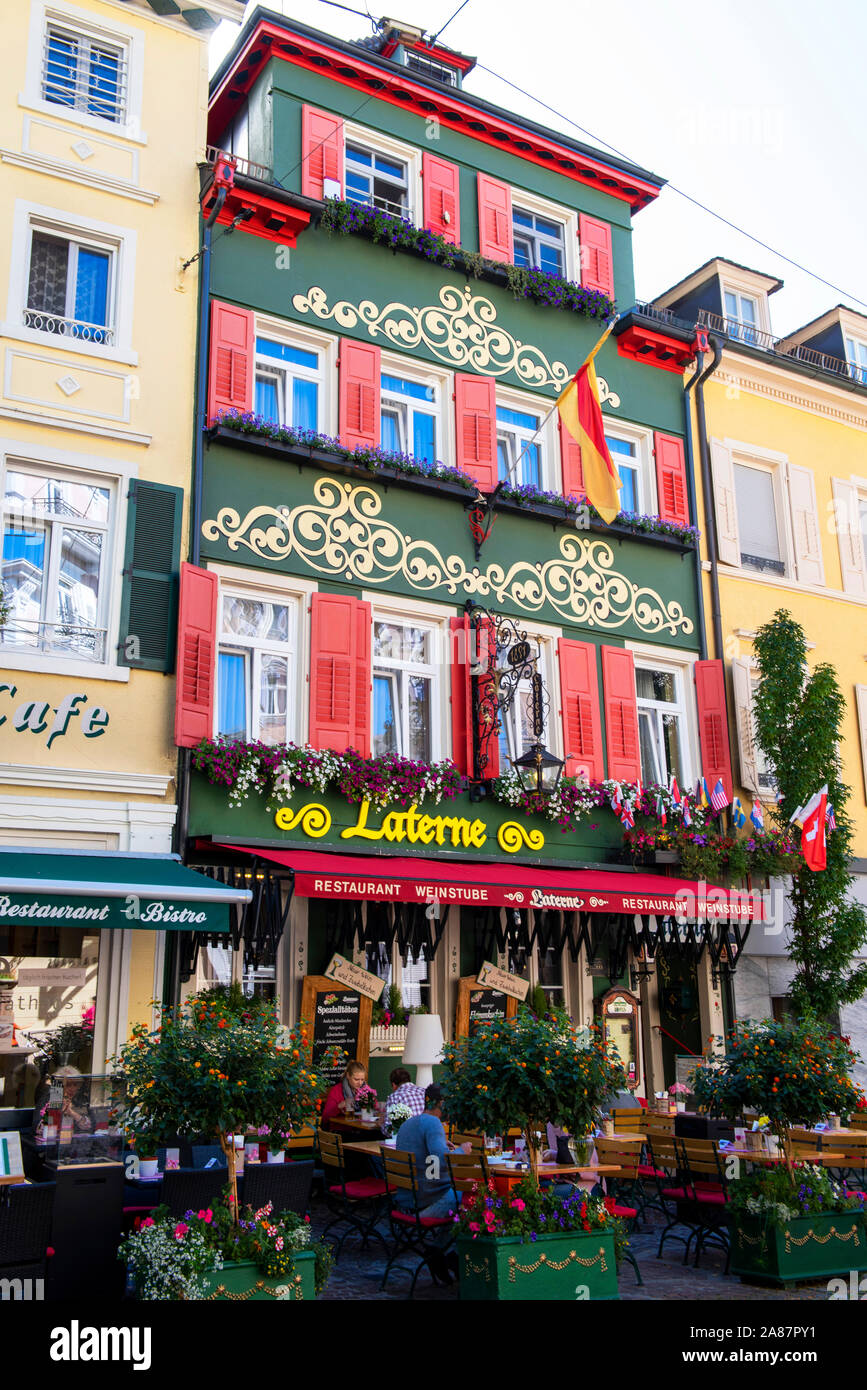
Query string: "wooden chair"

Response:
xmin=649 ymin=1132 xmax=699 ymax=1260
xmin=446 ymin=1149 xmax=489 ymax=1202
xmin=677 ymin=1138 xmax=730 ymax=1271
xmin=645 ymin=1113 xmax=675 ymax=1137
xmin=610 ymin=1108 xmax=646 ymax=1135
xmin=450 ymin=1132 xmax=486 ymax=1155
xmin=592 ymin=1138 xmax=643 ymax=1285
xmin=824 ymin=1133 xmax=867 ymax=1188
xmin=317 ymin=1129 xmax=388 ymax=1259
xmin=285 ymin=1124 xmax=317 ymax=1153
xmin=381 ymin=1149 xmax=456 ymax=1296
xmin=849 ymin=1114 xmax=867 ymax=1132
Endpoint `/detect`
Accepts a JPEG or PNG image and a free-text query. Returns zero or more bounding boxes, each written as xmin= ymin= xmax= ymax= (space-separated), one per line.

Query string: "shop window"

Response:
xmin=1 ymin=463 xmax=113 ymax=663
xmin=216 ymin=587 xmax=302 ymax=745
xmin=366 ymin=942 xmax=431 ymax=1013
xmin=372 ymin=616 xmax=439 ymax=762
xmin=192 ymin=941 xmax=277 ymax=1007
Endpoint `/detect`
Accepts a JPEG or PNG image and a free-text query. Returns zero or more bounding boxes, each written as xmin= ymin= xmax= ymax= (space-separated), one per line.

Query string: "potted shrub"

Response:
xmin=439 ymin=1011 xmax=628 ymax=1300
xmin=690 ymin=1014 xmax=867 ymax=1284
xmin=120 ymin=1197 xmax=333 ymax=1301
xmin=112 ymin=993 xmax=339 ymax=1293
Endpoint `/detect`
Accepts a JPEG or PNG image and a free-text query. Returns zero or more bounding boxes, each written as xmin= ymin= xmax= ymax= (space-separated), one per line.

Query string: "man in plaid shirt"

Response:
xmin=385 ymin=1067 xmax=425 ymax=1125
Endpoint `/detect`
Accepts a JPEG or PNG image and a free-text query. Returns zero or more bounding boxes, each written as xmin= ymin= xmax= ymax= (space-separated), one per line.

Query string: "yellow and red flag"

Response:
xmin=556 ymin=320 xmax=620 ymax=524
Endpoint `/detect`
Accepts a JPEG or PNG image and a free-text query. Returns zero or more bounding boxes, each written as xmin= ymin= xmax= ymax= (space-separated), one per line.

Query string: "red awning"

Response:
xmin=215 ymin=844 xmax=763 ymax=921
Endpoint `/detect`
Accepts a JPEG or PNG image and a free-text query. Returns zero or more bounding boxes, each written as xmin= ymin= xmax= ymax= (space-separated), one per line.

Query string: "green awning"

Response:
xmin=0 ymin=849 xmax=252 ymax=933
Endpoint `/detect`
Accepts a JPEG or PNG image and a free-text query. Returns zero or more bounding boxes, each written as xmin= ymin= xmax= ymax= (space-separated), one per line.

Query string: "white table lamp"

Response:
xmin=402 ymin=1014 xmax=444 ymax=1090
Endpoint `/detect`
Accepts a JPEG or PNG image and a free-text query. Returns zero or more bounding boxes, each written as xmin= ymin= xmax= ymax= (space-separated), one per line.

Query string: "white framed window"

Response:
xmin=496 ymin=385 xmax=557 ymax=491
xmin=628 ymin=647 xmax=697 ymax=790
xmin=365 ymin=942 xmax=432 ymax=1012
xmin=23 ymin=2 xmax=146 ymax=143
xmin=343 ymin=124 xmax=421 ymax=222
xmin=509 ymin=188 xmax=577 ymax=281
xmin=732 ymin=656 xmax=779 ymax=801
xmin=379 ymin=356 xmax=446 ymax=466
xmin=4 ymin=200 xmax=137 ymax=364
xmin=0 ymin=438 xmax=132 ymax=680
xmin=732 ymin=459 xmax=788 ymax=576
xmin=845 ymin=335 xmax=867 ymax=386
xmin=497 ymin=626 xmax=561 ymax=770
xmin=372 ymin=617 xmax=439 ymax=763
xmin=604 ymin=422 xmax=655 ymax=517
xmin=215 ymin=572 xmax=312 ymax=746
xmin=252 ymin=318 xmax=336 ymax=433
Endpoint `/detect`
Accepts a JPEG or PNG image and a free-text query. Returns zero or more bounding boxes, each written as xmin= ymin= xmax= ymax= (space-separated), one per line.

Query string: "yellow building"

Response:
xmin=0 ymin=0 xmax=245 ymax=1108
xmin=654 ymin=260 xmax=867 ymax=1077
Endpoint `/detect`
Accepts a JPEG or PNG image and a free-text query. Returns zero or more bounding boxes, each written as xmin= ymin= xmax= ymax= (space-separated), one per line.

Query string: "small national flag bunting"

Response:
xmin=682 ymin=797 xmax=692 ymax=827
xmin=696 ymin=778 xmax=710 ymax=809
xmin=826 ymin=802 xmax=836 ymax=832
xmin=731 ymin=796 xmax=746 ymax=829
xmin=655 ymin=794 xmax=667 ymax=827
xmin=750 ymin=799 xmax=765 ymax=832
xmin=620 ymin=804 xmax=635 ymax=830
xmin=710 ymin=778 xmax=730 ymax=812
xmin=669 ymin=775 xmax=681 ymax=805
xmin=610 ymin=783 xmax=623 ymax=813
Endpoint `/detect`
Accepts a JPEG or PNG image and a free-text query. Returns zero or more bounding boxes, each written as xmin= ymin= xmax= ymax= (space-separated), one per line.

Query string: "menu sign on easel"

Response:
xmin=301 ymin=974 xmax=372 ymax=1088
xmin=456 ymin=975 xmax=519 ymax=1038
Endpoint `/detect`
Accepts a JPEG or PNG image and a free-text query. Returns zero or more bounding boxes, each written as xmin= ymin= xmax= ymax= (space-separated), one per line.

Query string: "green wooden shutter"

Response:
xmin=118 ymin=479 xmax=183 ymax=672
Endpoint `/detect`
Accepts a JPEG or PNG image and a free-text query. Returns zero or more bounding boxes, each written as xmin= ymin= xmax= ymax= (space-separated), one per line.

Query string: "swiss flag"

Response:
xmin=801 ymin=787 xmax=828 ymax=872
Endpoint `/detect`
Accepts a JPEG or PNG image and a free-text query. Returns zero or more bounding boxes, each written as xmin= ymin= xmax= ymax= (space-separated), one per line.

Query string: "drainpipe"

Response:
xmin=166 ymin=183 xmax=227 ymax=1005
xmin=684 ymin=334 xmax=724 ymax=660
xmin=682 ymin=354 xmax=708 ymax=662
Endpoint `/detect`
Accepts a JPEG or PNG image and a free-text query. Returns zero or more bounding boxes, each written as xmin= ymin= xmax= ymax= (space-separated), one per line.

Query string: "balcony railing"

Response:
xmin=0 ymin=620 xmax=107 ymax=662
xmin=23 ymin=308 xmax=114 ymax=346
xmin=697 ymin=308 xmax=862 ymax=383
xmin=697 ymin=309 xmax=776 ymax=351
xmin=204 ymin=145 xmax=272 ymax=184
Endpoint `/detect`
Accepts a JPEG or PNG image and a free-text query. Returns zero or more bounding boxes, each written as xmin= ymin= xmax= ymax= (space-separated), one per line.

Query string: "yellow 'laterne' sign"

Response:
xmin=274 ymin=800 xmax=545 ymax=854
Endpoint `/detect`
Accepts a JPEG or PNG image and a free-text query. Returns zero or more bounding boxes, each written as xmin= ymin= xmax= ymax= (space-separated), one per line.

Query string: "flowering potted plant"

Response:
xmin=385 ymin=1102 xmax=412 ymax=1138
xmin=454 ymin=1176 xmax=623 ymax=1301
xmin=668 ymin=1082 xmax=690 ymax=1114
xmin=440 ymin=1011 xmax=627 ymax=1300
xmin=690 ymin=1014 xmax=866 ymax=1284
xmin=121 ymin=1196 xmax=333 ymax=1301
xmin=354 ymin=1083 xmax=377 ymax=1122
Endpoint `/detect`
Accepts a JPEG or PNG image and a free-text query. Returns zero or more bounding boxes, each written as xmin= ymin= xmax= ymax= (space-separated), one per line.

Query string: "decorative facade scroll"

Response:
xmin=291 ymin=283 xmax=621 ymax=405
xmin=203 ymin=479 xmax=692 ymax=636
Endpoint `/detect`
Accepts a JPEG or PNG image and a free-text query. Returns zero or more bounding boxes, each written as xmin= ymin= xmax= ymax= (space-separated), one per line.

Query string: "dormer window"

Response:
xmin=845 ymin=335 xmax=867 ymax=386
xmin=405 ymin=50 xmax=459 ymax=85
xmin=723 ymin=289 xmax=761 ymax=345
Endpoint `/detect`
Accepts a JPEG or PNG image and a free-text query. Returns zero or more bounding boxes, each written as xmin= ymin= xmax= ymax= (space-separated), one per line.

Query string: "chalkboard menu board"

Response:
xmin=456 ymin=976 xmax=518 ymax=1037
xmin=301 ymin=975 xmax=371 ymax=1087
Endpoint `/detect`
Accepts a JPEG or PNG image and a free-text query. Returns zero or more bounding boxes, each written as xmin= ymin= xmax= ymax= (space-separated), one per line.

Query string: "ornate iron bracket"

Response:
xmin=467 ymin=482 xmax=503 ymax=560
xmin=464 ymin=599 xmax=546 ymax=784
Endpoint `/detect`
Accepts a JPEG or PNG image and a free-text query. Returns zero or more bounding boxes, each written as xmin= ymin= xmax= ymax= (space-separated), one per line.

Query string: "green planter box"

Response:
xmin=457 ymin=1229 xmax=619 ymax=1300
xmin=729 ymin=1211 xmax=867 ymax=1287
xmin=199 ymin=1251 xmax=316 ymax=1301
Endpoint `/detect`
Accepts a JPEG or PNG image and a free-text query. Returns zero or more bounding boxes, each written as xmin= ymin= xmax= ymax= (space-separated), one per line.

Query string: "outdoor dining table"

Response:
xmin=720 ymin=1147 xmax=848 ymax=1166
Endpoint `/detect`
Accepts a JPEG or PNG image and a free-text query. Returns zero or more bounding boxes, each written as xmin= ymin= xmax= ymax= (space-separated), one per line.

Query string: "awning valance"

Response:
xmin=215 ymin=845 xmax=763 ymax=923
xmin=0 ymin=849 xmax=252 ymax=934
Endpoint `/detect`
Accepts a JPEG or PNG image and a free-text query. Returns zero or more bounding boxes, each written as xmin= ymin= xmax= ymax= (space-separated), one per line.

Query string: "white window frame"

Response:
xmin=510 ymin=187 xmax=578 ymax=281
xmin=497 ymin=621 xmax=562 ymax=769
xmin=253 ymin=317 xmax=337 ymax=435
xmin=343 ymin=123 xmax=422 ymax=225
xmin=603 ymin=418 xmax=656 ymax=517
xmin=378 ymin=351 xmax=449 ymax=467
xmin=495 ymin=384 xmax=558 ymax=492
xmin=731 ymin=450 xmax=791 ymax=578
xmin=845 ymin=335 xmax=867 ymax=386
xmin=210 ymin=564 xmax=315 ymax=748
xmin=856 ymin=685 xmax=867 ymax=805
xmin=365 ymin=592 xmax=451 ymax=764
xmin=626 ymin=643 xmax=698 ymax=792
xmin=22 ymin=1 xmax=146 ymax=144
xmin=371 ymin=608 xmax=443 ymax=765
xmin=4 ymin=199 xmax=137 ymax=365
xmin=0 ymin=435 xmax=133 ymax=682
xmin=364 ymin=939 xmax=434 ymax=1013
xmin=743 ymin=660 xmax=780 ymax=803
xmin=716 ymin=269 xmax=772 ymax=337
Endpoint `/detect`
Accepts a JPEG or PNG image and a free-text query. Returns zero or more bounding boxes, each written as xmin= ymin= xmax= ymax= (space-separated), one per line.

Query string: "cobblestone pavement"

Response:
xmin=310 ymin=1199 xmax=834 ymax=1302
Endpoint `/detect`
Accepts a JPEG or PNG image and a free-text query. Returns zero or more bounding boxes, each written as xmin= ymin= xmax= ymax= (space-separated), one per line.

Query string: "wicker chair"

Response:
xmin=241 ymin=1160 xmax=314 ymax=1217
xmin=0 ymin=1181 xmax=55 ymax=1282
xmin=160 ymin=1167 xmax=228 ymax=1218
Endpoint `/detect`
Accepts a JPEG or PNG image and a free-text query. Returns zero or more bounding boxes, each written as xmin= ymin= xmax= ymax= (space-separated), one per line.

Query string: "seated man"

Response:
xmin=394 ymin=1084 xmax=468 ymax=1220
xmin=385 ymin=1067 xmax=425 ymax=1129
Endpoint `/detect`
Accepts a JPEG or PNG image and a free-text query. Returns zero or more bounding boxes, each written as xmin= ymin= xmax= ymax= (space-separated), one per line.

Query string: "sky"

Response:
xmin=209 ymin=0 xmax=867 ymax=339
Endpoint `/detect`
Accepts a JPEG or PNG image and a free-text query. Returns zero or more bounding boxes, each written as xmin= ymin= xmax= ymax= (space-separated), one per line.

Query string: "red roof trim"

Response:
xmin=616 ymin=324 xmax=698 ymax=374
xmin=215 ymin=843 xmax=763 ymax=920
xmin=209 ymin=20 xmax=659 ymax=212
xmin=201 ymin=181 xmax=312 ymax=247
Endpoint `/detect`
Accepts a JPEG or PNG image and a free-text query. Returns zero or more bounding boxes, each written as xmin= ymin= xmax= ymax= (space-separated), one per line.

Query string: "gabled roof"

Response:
xmin=776 ymin=303 xmax=867 ymax=351
xmin=653 ymin=257 xmax=783 ymax=309
xmin=209 ymin=7 xmax=665 ymax=212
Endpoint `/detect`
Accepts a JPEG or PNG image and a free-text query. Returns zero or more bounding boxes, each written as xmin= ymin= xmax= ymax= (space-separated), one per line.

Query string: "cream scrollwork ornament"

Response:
xmin=203 ymin=480 xmax=692 ymax=636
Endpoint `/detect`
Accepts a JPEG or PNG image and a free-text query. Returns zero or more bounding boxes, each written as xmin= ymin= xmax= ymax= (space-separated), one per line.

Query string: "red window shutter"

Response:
xmin=339 ymin=339 xmax=381 ymax=449
xmin=654 ymin=432 xmax=690 ymax=526
xmin=308 ymin=592 xmax=371 ymax=754
xmin=475 ymin=614 xmax=500 ymax=780
xmin=174 ymin=563 xmax=218 ymax=749
xmin=694 ymin=659 xmax=733 ymax=801
xmin=301 ymin=104 xmax=344 ymax=199
xmin=477 ymin=174 xmax=513 ymax=262
xmin=449 ymin=614 xmax=471 ymax=775
xmin=557 ymin=639 xmax=603 ymax=781
xmin=454 ymin=373 xmax=497 ymax=490
xmin=601 ymin=645 xmax=640 ymax=783
xmin=423 ymin=153 xmax=460 ymax=245
xmin=559 ymin=418 xmax=585 ymax=500
xmin=578 ymin=214 xmax=614 ymax=298
xmin=208 ymin=300 xmax=253 ymax=423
